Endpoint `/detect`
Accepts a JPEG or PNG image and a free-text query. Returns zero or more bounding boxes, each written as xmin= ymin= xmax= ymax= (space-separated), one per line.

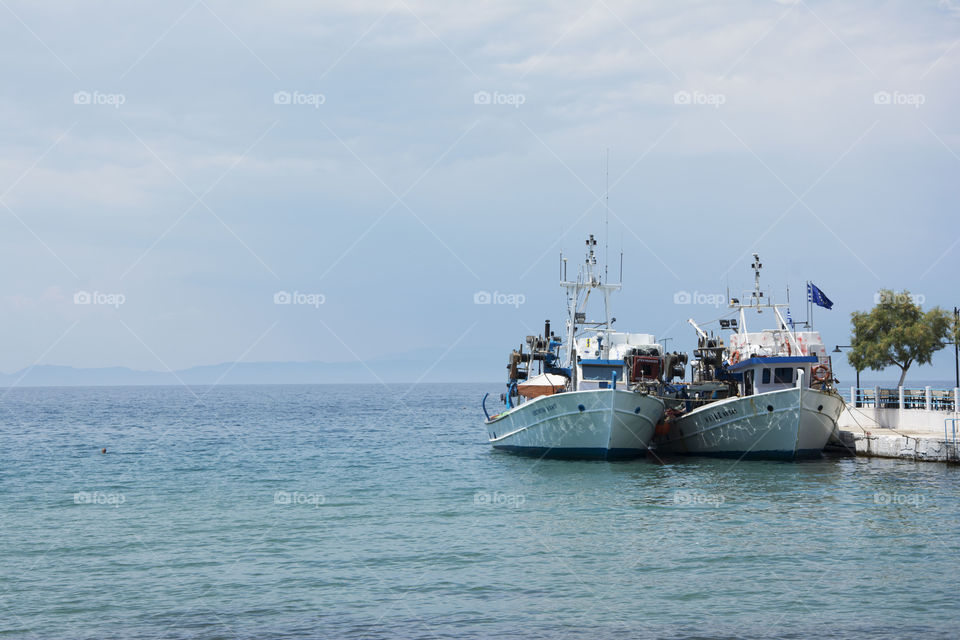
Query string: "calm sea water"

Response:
xmin=1 ymin=384 xmax=958 ymax=639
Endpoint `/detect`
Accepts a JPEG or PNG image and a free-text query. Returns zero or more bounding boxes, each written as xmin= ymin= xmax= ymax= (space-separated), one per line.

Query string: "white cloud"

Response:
xmin=0 ymin=0 xmax=957 ymax=372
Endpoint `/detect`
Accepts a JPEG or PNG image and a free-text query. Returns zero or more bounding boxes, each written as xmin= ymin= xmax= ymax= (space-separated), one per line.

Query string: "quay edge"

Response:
xmin=834 ymin=395 xmax=960 ymax=462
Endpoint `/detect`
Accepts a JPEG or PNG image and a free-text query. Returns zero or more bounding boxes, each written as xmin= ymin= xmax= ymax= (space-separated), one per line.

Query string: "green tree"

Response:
xmin=849 ymin=290 xmax=951 ymax=387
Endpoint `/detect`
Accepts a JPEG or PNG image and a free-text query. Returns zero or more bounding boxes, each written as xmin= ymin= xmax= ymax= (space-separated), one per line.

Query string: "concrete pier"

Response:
xmin=834 ymin=423 xmax=958 ymax=462
xmin=835 ymin=390 xmax=959 ymax=462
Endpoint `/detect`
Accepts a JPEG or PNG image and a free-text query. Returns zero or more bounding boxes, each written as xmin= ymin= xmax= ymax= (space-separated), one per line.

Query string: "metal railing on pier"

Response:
xmin=851 ymin=386 xmax=960 ymax=412
xmin=946 ymin=418 xmax=959 ymax=462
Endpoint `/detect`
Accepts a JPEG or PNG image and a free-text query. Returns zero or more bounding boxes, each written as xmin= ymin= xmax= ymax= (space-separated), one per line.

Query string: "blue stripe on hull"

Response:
xmin=492 ymin=445 xmax=649 ymax=461
xmin=657 ymin=448 xmax=824 ymax=461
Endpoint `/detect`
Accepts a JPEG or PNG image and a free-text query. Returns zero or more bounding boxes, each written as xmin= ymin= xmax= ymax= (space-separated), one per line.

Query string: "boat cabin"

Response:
xmin=724 ymin=329 xmax=833 ymax=394
xmin=727 ymin=329 xmax=830 ymax=361
xmin=573 ymin=332 xmax=662 ymax=391
xmin=726 ymin=356 xmax=819 ymax=396
xmin=688 ymin=253 xmax=836 ymax=398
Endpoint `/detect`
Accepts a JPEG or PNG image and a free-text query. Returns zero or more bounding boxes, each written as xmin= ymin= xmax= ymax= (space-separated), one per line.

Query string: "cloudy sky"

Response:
xmin=1 ymin=0 xmax=958 ymax=384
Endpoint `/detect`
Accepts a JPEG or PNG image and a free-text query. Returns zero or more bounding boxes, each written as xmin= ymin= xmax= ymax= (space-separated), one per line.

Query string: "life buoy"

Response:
xmin=812 ymin=364 xmax=830 ymax=383
xmin=730 ymin=351 xmax=741 ymax=365
xmin=784 ymin=341 xmax=791 ymax=356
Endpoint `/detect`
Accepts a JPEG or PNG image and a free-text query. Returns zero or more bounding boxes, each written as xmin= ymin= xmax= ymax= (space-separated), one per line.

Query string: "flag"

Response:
xmin=786 ymin=308 xmax=795 ymax=329
xmin=807 ymin=282 xmax=833 ymax=310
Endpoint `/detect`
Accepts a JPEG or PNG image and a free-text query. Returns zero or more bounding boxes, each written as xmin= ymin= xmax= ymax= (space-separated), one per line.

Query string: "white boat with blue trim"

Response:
xmin=482 ymin=235 xmax=666 ymax=460
xmin=654 ymin=254 xmax=844 ymax=459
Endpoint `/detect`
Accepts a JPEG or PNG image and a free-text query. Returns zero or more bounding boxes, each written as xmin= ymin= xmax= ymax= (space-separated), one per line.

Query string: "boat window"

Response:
xmin=761 ymin=368 xmax=771 ymax=384
xmin=774 ymin=367 xmax=793 ymax=384
xmin=581 ymin=364 xmax=621 ymax=381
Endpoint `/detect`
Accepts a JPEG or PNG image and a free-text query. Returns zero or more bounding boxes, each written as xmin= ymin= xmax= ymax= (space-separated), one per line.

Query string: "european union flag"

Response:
xmin=807 ymin=283 xmax=833 ymax=310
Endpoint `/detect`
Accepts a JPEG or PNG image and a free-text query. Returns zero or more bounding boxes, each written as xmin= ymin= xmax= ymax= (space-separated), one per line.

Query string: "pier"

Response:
xmin=836 ymin=386 xmax=960 ymax=462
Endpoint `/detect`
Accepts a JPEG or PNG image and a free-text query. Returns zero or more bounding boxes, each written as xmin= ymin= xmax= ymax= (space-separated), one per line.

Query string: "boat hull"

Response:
xmin=485 ymin=389 xmax=664 ymax=460
xmin=655 ymin=387 xmax=844 ymax=460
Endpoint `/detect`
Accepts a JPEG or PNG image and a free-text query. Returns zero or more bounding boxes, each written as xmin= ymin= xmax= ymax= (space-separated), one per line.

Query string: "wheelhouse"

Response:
xmin=726 ymin=355 xmax=818 ymax=396
xmin=577 ymin=358 xmax=626 ymax=390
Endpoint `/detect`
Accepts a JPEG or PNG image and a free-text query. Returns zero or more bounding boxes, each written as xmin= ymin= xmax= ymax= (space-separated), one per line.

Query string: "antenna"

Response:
xmin=604 ymin=148 xmax=610 ymax=283
xmin=751 ymin=253 xmax=763 ymax=305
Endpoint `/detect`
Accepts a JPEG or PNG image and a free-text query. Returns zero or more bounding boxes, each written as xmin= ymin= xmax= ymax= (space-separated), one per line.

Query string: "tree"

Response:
xmin=849 ymin=290 xmax=951 ymax=387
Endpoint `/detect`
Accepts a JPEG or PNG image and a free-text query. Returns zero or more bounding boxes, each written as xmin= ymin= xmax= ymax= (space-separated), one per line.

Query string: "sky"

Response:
xmin=0 ymin=0 xmax=958 ymax=385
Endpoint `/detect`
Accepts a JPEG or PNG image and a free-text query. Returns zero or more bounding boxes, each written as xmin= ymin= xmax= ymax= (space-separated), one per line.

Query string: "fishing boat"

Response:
xmin=654 ymin=254 xmax=844 ymax=459
xmin=482 ymin=235 xmax=666 ymax=460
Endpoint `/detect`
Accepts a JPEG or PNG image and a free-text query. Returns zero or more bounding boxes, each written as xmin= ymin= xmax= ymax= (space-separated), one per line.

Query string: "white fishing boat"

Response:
xmin=655 ymin=254 xmax=844 ymax=459
xmin=482 ymin=235 xmax=666 ymax=460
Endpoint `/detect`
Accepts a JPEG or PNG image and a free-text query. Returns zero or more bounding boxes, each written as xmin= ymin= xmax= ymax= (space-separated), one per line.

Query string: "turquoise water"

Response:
xmin=1 ymin=384 xmax=958 ymax=639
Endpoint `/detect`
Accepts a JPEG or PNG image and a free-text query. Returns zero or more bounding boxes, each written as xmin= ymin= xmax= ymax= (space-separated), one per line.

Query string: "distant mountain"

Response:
xmin=0 ymin=347 xmax=504 ymax=387
xmin=1 ymin=358 xmax=937 ymax=389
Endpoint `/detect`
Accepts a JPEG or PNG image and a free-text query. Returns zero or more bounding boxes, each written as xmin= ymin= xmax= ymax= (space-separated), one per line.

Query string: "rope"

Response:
xmin=647 ymin=393 xmax=732 ymax=405
xmin=844 ymin=400 xmax=919 ymax=440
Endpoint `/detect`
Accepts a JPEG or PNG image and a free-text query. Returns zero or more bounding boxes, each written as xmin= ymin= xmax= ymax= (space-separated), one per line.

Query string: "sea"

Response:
xmin=1 ymin=384 xmax=958 ymax=639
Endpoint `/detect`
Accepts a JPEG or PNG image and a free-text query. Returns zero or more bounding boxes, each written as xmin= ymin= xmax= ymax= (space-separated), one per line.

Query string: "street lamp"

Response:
xmin=936 ymin=308 xmax=959 ymax=389
xmin=953 ymin=307 xmax=960 ymax=387
xmin=833 ymin=345 xmax=860 ymax=404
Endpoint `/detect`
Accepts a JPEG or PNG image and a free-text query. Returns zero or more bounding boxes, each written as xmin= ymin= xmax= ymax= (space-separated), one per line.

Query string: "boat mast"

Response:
xmin=604 ymin=148 xmax=609 ymax=285
xmin=561 ymin=234 xmax=621 ymax=366
xmin=727 ymin=253 xmax=802 ymax=353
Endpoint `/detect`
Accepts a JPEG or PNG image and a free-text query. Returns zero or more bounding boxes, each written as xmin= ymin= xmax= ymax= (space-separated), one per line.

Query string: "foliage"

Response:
xmin=849 ymin=290 xmax=951 ymax=387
